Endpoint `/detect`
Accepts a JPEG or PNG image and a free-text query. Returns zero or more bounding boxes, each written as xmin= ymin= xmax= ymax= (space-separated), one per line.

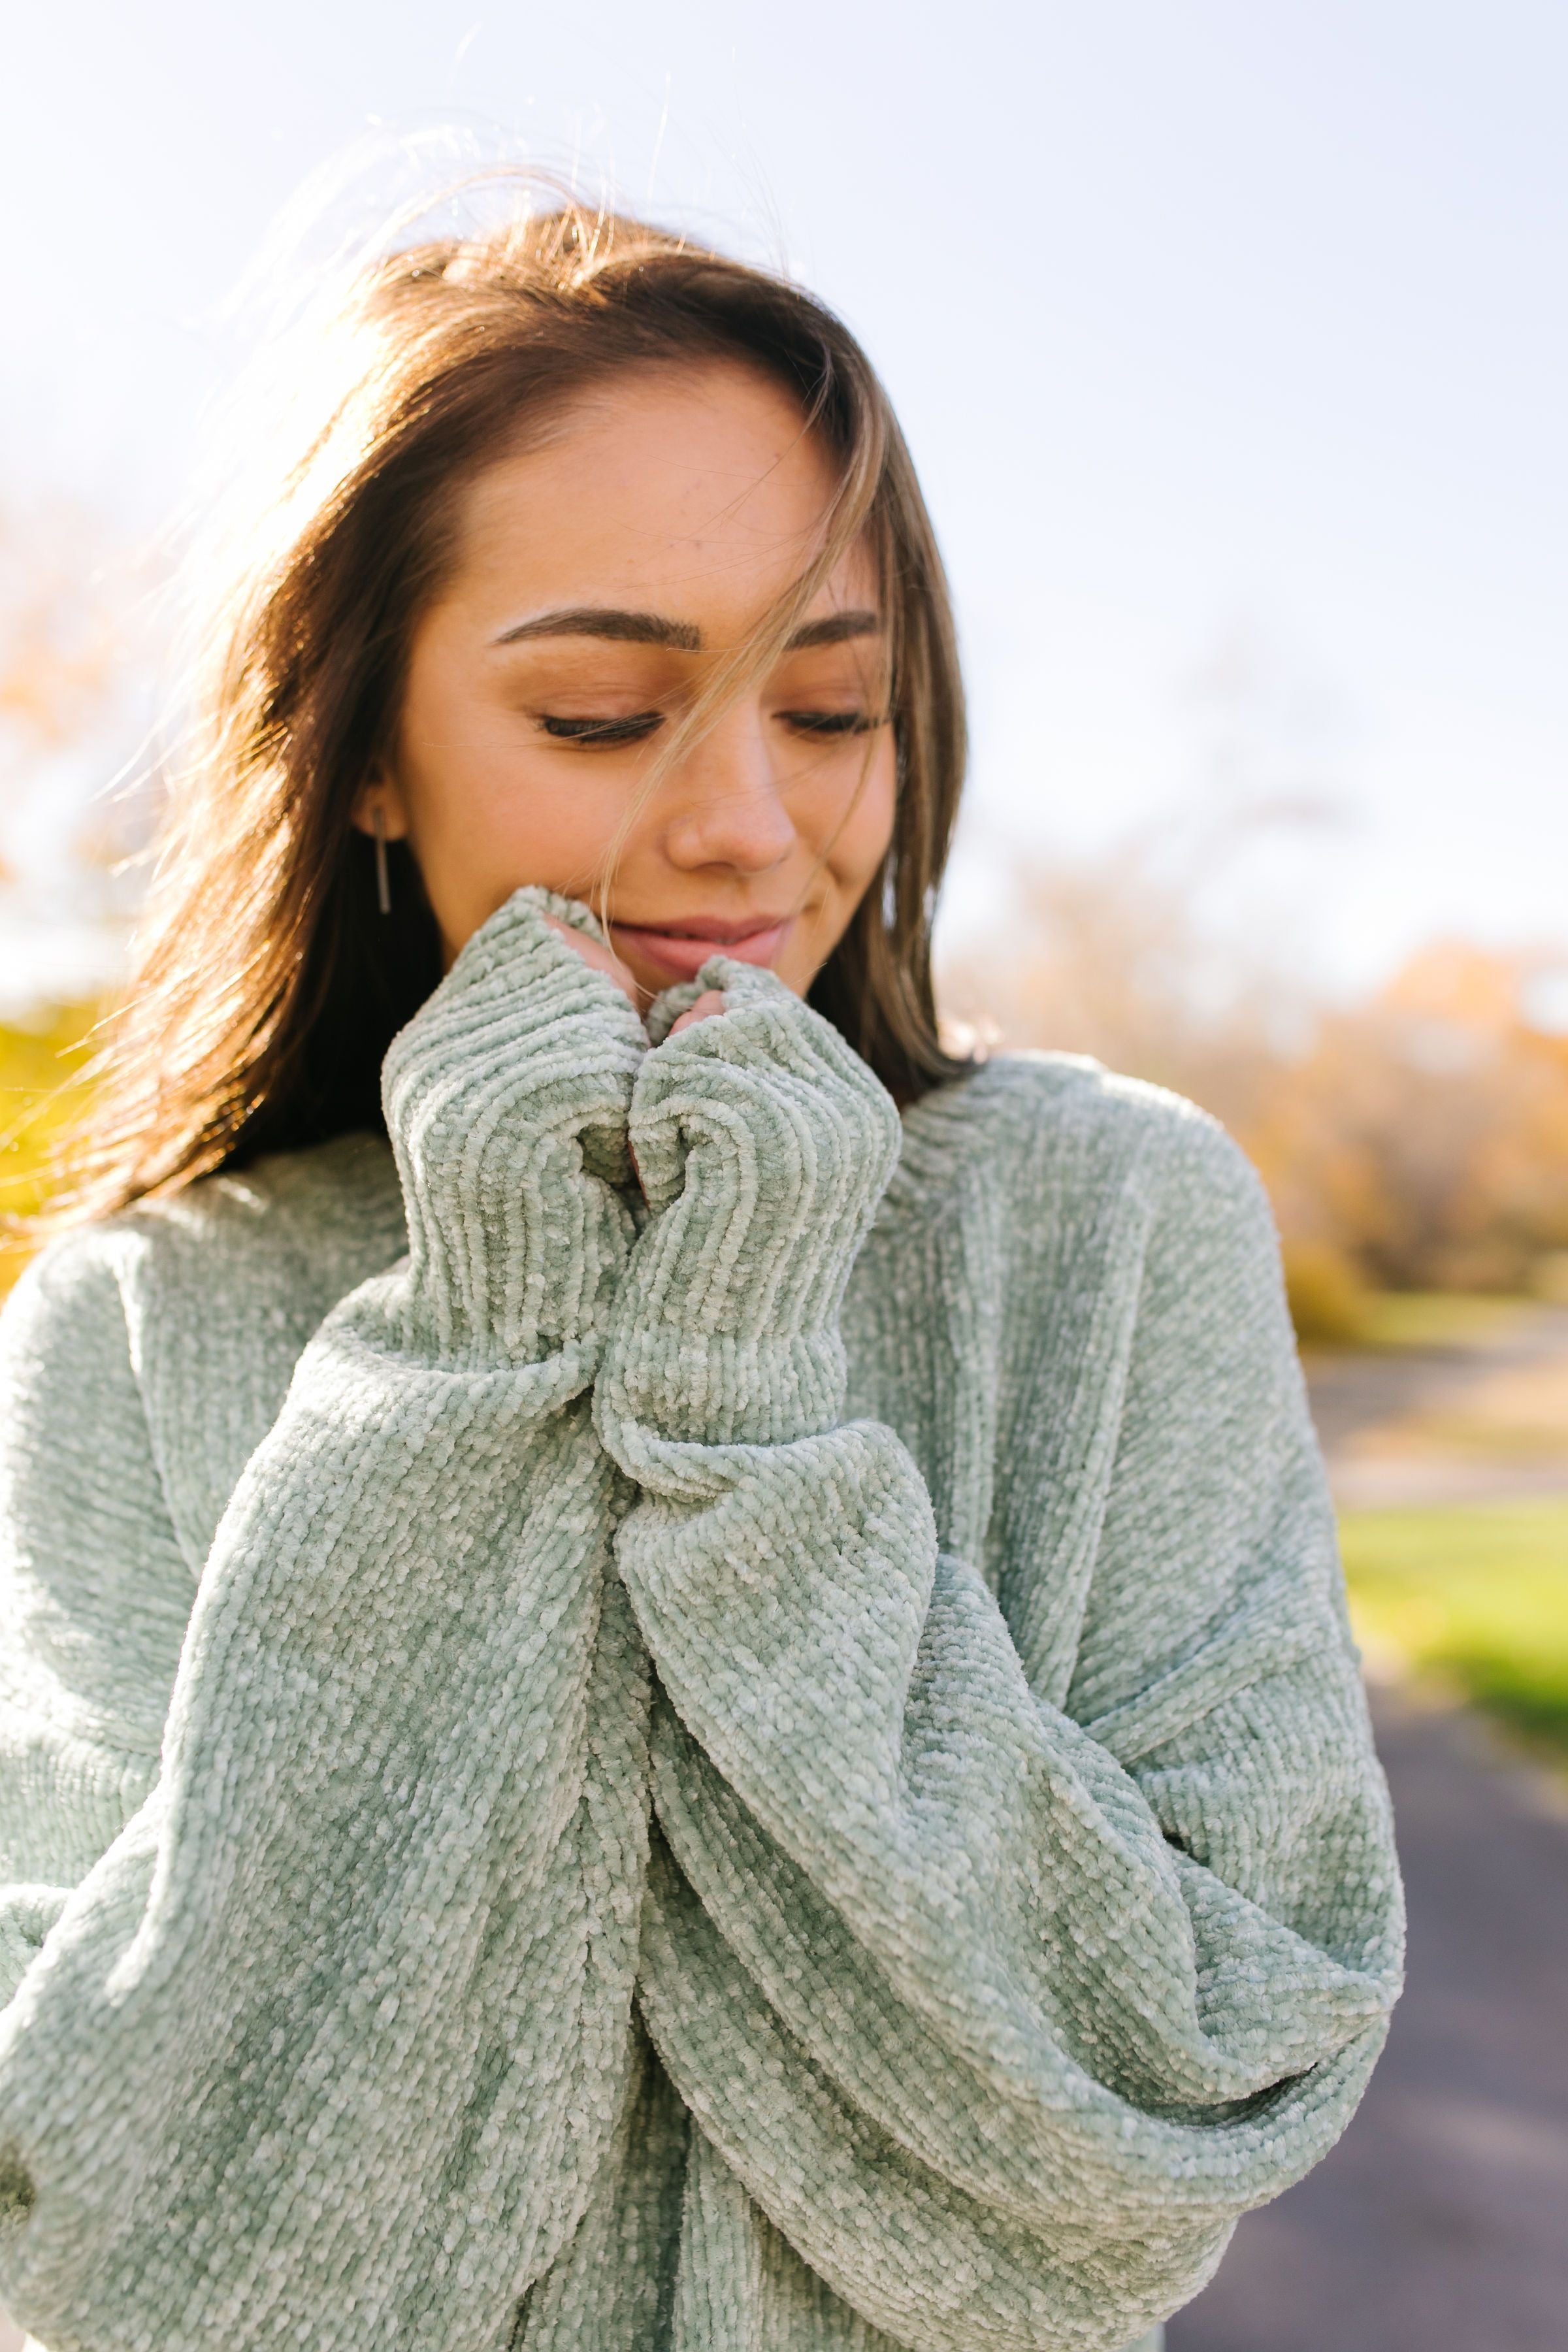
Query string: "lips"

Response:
xmin=609 ymin=918 xmax=792 ymax=981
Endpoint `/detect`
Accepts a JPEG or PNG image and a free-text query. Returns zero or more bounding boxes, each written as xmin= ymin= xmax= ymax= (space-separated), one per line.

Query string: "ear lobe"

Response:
xmin=349 ymin=776 xmax=411 ymax=840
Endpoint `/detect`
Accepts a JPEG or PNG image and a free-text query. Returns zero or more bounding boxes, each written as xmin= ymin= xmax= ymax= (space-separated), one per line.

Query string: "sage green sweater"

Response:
xmin=0 ymin=889 xmax=1401 ymax=2352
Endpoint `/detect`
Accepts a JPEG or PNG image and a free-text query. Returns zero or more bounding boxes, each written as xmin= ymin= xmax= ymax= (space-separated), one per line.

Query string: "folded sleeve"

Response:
xmin=0 ymin=891 xmax=657 ymax=2352
xmin=593 ymin=968 xmax=1404 ymax=2352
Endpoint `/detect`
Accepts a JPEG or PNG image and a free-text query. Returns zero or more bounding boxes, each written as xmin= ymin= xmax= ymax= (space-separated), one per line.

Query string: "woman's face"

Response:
xmin=360 ymin=360 xmax=896 ymax=1003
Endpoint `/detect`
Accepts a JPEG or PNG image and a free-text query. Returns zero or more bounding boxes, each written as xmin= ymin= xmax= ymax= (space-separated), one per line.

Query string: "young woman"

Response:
xmin=0 ymin=198 xmax=1401 ymax=2352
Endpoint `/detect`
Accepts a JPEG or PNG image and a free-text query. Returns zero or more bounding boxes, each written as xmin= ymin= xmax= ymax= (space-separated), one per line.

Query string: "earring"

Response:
xmin=371 ymin=804 xmax=392 ymax=916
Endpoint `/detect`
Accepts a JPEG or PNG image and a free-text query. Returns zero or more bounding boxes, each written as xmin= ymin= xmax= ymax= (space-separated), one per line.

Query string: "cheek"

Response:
xmin=780 ymin=743 xmax=898 ymax=994
xmin=825 ymin=740 xmax=898 ymax=890
xmin=396 ymin=679 xmax=629 ymax=925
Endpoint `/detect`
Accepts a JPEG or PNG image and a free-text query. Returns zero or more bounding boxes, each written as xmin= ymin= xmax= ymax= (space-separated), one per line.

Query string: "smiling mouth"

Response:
xmin=608 ymin=917 xmax=792 ymax=980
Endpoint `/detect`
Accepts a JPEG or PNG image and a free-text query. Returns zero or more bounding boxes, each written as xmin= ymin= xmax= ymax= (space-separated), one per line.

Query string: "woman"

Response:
xmin=0 ymin=197 xmax=1401 ymax=2352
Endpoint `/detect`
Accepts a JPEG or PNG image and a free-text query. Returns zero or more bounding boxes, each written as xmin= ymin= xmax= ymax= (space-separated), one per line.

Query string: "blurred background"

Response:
xmin=1 ymin=5 xmax=1565 ymax=2345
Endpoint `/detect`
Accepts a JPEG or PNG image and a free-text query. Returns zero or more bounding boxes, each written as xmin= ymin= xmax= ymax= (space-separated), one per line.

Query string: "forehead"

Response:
xmin=446 ymin=359 xmax=875 ymax=629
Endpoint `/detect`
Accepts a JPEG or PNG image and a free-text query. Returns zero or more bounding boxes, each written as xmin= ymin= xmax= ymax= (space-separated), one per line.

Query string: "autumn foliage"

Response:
xmin=943 ymin=840 xmax=1568 ymax=1335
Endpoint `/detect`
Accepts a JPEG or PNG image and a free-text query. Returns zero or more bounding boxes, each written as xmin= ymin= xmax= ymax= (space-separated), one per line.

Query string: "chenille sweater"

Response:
xmin=0 ymin=889 xmax=1402 ymax=2352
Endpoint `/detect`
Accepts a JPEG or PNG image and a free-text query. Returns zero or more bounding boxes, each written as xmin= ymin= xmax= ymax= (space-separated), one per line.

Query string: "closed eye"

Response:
xmin=538 ymin=712 xmax=664 ymax=745
xmin=539 ymin=708 xmax=885 ymax=746
xmin=778 ymin=710 xmax=885 ymax=736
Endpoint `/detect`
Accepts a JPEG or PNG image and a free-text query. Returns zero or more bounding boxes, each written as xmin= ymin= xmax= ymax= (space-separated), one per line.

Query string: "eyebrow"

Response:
xmin=492 ymin=605 xmax=882 ymax=651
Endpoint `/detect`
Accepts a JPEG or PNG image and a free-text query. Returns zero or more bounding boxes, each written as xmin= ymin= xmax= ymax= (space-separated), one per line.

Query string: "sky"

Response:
xmin=2 ymin=0 xmax=1565 ymax=1004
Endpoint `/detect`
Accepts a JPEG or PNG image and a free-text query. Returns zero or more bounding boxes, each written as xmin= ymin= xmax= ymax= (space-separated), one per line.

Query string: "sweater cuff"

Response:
xmin=625 ymin=959 xmax=899 ymax=1335
xmin=382 ymin=887 xmax=648 ymax=1365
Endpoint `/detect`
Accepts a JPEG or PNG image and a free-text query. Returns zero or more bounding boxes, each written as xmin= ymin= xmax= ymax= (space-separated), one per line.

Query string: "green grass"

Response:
xmin=1342 ymin=1499 xmax=1568 ymax=1751
xmin=1352 ymin=1292 xmax=1529 ymax=1351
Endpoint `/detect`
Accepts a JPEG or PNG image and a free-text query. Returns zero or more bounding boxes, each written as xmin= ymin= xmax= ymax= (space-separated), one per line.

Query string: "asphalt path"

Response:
xmin=1169 ymin=1683 xmax=1568 ymax=2352
xmin=1307 ymin=1303 xmax=1568 ymax=1507
xmin=1303 ymin=1305 xmax=1568 ymax=1462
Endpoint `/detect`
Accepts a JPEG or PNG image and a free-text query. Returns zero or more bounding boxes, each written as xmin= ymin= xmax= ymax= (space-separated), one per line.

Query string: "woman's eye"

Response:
xmin=538 ymin=712 xmax=664 ymax=745
xmin=778 ymin=710 xmax=883 ymax=738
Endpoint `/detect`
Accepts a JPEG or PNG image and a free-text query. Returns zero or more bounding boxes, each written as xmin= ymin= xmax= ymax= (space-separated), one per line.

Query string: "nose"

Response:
xmin=660 ymin=700 xmax=796 ymax=875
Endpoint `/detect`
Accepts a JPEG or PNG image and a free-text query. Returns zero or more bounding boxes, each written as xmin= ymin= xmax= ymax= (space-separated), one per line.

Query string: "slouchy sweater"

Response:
xmin=0 ymin=889 xmax=1402 ymax=2352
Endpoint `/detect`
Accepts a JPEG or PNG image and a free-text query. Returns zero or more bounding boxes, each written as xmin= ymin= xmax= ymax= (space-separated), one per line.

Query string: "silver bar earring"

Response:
xmin=372 ymin=804 xmax=392 ymax=916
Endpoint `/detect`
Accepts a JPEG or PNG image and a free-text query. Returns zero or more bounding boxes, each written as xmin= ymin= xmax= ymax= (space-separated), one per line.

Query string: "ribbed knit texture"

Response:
xmin=0 ymin=887 xmax=1401 ymax=2352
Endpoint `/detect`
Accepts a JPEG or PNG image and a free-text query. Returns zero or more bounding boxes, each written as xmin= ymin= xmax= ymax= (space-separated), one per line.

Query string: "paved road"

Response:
xmin=1304 ymin=1305 xmax=1568 ymax=1457
xmin=1307 ymin=1303 xmax=1568 ymax=1507
xmin=1168 ymin=1684 xmax=1568 ymax=2352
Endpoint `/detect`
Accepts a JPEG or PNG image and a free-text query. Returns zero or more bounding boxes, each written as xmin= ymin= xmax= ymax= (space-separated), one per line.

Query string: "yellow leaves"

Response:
xmin=0 ymin=1003 xmax=100 ymax=1289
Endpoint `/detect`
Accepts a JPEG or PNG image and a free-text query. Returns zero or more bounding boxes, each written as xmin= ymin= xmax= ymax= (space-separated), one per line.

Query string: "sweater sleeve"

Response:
xmin=0 ymin=889 xmax=655 ymax=2352
xmin=0 ymin=1233 xmax=195 ymax=2012
xmin=592 ymin=962 xmax=1404 ymax=2352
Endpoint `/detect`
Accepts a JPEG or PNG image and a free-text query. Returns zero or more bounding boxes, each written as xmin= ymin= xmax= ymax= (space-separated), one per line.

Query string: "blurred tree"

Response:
xmin=1250 ymin=943 xmax=1568 ymax=1295
xmin=0 ymin=498 xmax=155 ymax=1280
xmin=944 ymin=830 xmax=1568 ymax=1315
xmin=942 ymin=808 xmax=1320 ymax=1139
xmin=0 ymin=497 xmax=156 ymax=985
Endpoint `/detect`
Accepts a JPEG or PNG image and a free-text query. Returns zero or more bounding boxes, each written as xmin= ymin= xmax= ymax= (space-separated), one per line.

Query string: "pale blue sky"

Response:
xmin=3 ymin=0 xmax=1565 ymax=996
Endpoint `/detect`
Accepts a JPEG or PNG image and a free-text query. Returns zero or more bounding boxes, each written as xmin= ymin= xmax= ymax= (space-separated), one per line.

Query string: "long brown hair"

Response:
xmin=63 ymin=191 xmax=970 ymax=1221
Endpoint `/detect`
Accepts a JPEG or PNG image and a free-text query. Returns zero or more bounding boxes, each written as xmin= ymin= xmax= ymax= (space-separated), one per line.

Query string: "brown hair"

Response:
xmin=63 ymin=192 xmax=970 ymax=1220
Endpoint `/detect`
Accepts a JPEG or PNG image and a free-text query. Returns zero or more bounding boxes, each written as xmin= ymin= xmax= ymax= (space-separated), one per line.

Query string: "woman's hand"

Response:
xmin=667 ymin=988 xmax=727 ymax=1036
xmin=605 ymin=959 xmax=902 ymax=1351
xmin=384 ymin=889 xmax=649 ymax=1360
xmin=540 ymin=912 xmax=645 ymax=1011
xmin=540 ymin=915 xmax=727 ymax=1037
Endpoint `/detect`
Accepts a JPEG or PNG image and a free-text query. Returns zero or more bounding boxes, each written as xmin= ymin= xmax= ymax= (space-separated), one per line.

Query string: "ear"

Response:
xmin=349 ymin=771 xmax=412 ymax=840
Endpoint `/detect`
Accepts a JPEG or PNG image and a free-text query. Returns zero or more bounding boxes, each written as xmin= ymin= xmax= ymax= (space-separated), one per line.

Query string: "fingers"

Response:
xmin=667 ymin=990 xmax=727 ymax=1037
xmin=542 ymin=913 xmax=644 ymax=1009
xmin=538 ymin=915 xmax=730 ymax=1039
xmin=540 ymin=913 xmax=726 ymax=1041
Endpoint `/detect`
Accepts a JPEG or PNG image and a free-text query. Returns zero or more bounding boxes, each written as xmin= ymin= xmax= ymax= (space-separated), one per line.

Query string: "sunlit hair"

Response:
xmin=59 ymin=183 xmax=970 ymax=1220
